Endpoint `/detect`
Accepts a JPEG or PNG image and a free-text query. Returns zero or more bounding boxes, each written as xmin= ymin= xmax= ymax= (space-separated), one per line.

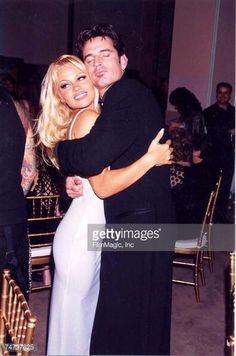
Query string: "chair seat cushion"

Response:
xmin=175 ymin=233 xmax=207 ymax=249
xmin=31 ymin=246 xmax=52 ymax=257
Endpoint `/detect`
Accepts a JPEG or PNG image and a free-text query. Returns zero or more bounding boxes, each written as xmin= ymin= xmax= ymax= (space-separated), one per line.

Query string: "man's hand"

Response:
xmin=147 ymin=129 xmax=173 ymax=166
xmin=66 ymin=176 xmax=83 ymax=199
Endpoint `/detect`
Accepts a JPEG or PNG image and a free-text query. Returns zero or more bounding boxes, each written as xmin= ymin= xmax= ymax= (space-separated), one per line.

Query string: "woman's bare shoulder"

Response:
xmin=71 ymin=109 xmax=99 ymax=139
xmin=79 ymin=108 xmax=99 ymax=123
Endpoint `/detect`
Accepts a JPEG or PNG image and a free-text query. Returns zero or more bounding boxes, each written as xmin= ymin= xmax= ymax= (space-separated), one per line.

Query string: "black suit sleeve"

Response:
xmin=56 ymin=84 xmax=138 ymax=177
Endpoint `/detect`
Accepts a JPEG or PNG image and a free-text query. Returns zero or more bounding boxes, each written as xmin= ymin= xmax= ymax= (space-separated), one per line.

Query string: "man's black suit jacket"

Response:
xmin=57 ymin=75 xmax=174 ymax=224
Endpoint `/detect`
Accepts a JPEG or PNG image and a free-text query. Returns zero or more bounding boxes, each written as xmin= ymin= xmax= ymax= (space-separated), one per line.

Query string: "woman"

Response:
xmin=169 ymin=127 xmax=194 ymax=223
xmin=37 ymin=55 xmax=172 ymax=355
xmin=170 ymin=128 xmax=214 ymax=223
xmin=169 ymin=86 xmax=205 ymax=136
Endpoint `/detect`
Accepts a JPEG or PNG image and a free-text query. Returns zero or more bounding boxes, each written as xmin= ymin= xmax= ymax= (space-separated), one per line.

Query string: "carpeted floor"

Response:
xmin=29 ymin=251 xmax=231 ymax=356
xmin=171 ymin=251 xmax=230 ymax=356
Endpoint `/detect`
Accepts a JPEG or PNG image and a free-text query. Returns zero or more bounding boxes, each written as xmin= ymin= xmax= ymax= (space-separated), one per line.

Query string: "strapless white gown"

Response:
xmin=47 ymin=111 xmax=105 ymax=355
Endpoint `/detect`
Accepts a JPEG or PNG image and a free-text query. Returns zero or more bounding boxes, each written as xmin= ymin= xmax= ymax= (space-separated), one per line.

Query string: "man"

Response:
xmin=203 ymin=82 xmax=235 ymax=223
xmin=56 ymin=24 xmax=175 ymax=355
xmin=0 ymin=85 xmax=34 ymax=298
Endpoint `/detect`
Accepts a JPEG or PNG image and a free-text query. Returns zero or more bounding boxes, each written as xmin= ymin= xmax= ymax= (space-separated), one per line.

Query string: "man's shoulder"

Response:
xmin=103 ymin=76 xmax=161 ymax=118
xmin=0 ymin=86 xmax=18 ymax=119
xmin=203 ymin=103 xmax=217 ymax=115
xmin=0 ymin=86 xmax=12 ymax=106
xmin=228 ymin=103 xmax=235 ymax=112
xmin=106 ymin=77 xmax=155 ymax=109
xmin=111 ymin=75 xmax=148 ymax=94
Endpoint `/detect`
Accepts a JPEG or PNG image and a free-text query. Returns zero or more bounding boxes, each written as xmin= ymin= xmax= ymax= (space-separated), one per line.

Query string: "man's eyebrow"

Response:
xmin=84 ymin=53 xmax=93 ymax=61
xmin=100 ymin=49 xmax=112 ymax=53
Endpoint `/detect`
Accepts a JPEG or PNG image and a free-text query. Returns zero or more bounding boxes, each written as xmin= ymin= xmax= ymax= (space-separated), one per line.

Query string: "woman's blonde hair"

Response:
xmin=37 ymin=54 xmax=99 ymax=168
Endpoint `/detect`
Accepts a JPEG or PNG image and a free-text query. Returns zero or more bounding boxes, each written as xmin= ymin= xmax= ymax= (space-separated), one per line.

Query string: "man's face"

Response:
xmin=216 ymin=86 xmax=231 ymax=106
xmin=82 ymin=36 xmax=128 ymax=96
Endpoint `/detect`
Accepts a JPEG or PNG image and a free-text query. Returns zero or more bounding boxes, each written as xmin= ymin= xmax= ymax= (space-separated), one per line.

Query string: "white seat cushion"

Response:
xmin=31 ymin=246 xmax=52 ymax=257
xmin=175 ymin=233 xmax=208 ymax=249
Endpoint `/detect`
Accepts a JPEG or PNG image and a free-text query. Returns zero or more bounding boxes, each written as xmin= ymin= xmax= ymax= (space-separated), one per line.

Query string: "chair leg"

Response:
xmin=43 ymin=269 xmax=51 ymax=286
xmin=199 ymin=253 xmax=206 ymax=286
xmin=194 ymin=261 xmax=200 ymax=302
xmin=208 ymin=250 xmax=214 ymax=272
xmin=203 ymin=250 xmax=214 ymax=272
xmin=0 ymin=270 xmax=10 ymax=344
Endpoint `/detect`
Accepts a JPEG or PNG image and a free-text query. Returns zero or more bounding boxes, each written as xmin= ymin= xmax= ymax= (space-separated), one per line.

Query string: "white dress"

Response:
xmin=47 ymin=111 xmax=105 ymax=355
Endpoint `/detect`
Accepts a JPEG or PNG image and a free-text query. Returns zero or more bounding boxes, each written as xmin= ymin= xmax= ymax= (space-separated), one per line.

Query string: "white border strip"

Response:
xmin=206 ymin=0 xmax=221 ymax=106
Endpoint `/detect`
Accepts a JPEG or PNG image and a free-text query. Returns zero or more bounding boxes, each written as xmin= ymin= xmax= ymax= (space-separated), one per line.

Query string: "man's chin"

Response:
xmin=94 ymin=79 xmax=110 ymax=90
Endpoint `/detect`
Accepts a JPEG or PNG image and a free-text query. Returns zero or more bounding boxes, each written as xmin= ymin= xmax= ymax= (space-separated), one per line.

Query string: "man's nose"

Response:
xmin=93 ymin=55 xmax=102 ymax=67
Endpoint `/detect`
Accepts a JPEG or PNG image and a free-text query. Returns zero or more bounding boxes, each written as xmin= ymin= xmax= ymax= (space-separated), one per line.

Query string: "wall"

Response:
xmin=0 ymin=0 xmax=174 ymax=89
xmin=0 ymin=0 xmax=69 ymax=65
xmin=72 ymin=0 xmax=174 ymax=88
xmin=167 ymin=0 xmax=235 ymax=121
xmin=212 ymin=0 xmax=235 ymax=104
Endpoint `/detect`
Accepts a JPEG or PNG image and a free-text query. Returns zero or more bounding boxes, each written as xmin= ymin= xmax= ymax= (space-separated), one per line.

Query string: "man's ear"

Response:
xmin=120 ymin=54 xmax=128 ymax=71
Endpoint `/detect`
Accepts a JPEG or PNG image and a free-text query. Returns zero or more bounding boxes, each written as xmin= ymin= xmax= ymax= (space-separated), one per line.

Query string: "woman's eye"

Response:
xmin=77 ymin=75 xmax=86 ymax=81
xmin=61 ymin=83 xmax=69 ymax=89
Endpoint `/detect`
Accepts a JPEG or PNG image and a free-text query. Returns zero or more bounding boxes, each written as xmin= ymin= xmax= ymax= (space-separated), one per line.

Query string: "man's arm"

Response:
xmin=56 ymin=83 xmax=138 ymax=177
xmin=21 ymin=126 xmax=37 ymax=195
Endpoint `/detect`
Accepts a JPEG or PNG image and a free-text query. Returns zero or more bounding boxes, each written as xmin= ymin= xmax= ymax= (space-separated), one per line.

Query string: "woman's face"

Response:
xmin=57 ymin=63 xmax=95 ymax=110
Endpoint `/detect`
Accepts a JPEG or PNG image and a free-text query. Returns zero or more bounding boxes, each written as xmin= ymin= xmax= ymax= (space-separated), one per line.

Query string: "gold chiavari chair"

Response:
xmin=203 ymin=172 xmax=222 ymax=271
xmin=0 ymin=269 xmax=37 ymax=356
xmin=26 ymin=194 xmax=64 ymax=292
xmin=172 ymin=190 xmax=215 ymax=302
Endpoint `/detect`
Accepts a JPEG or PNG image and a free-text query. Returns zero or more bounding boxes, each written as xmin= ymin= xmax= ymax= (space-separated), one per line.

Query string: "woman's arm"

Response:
xmin=71 ymin=110 xmax=172 ymax=199
xmin=89 ymin=130 xmax=171 ymax=198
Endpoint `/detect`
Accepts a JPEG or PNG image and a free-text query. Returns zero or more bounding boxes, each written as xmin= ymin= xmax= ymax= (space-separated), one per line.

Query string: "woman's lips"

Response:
xmin=74 ymin=92 xmax=87 ymax=100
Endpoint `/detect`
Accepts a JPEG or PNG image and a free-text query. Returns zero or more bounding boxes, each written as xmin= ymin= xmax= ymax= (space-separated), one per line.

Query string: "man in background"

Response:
xmin=203 ymin=82 xmax=235 ymax=223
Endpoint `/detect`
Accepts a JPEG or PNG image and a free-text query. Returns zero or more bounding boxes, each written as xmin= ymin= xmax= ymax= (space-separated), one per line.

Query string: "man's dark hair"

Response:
xmin=76 ymin=24 xmax=126 ymax=60
xmin=216 ymin=82 xmax=232 ymax=94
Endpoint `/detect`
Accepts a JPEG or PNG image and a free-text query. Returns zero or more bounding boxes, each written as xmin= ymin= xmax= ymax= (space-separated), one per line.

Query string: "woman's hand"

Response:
xmin=146 ymin=129 xmax=173 ymax=166
xmin=66 ymin=176 xmax=83 ymax=198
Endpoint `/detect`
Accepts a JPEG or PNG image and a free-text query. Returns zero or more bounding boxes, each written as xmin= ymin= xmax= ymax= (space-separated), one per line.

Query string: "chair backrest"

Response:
xmin=0 ymin=269 xmax=37 ymax=356
xmin=198 ymin=171 xmax=223 ymax=248
xmin=198 ymin=190 xmax=215 ymax=248
xmin=26 ymin=194 xmax=64 ymax=248
xmin=26 ymin=194 xmax=64 ymax=291
xmin=27 ymin=194 xmax=62 ymax=220
xmin=210 ymin=172 xmax=223 ymax=224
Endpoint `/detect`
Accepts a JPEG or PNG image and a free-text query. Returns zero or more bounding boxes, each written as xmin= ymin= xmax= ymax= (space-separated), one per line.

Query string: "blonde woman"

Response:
xmin=37 ymin=55 xmax=172 ymax=355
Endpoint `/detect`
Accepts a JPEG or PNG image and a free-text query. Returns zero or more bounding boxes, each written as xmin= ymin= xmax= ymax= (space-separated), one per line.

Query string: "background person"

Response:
xmin=0 ymin=85 xmax=36 ymax=298
xmin=203 ymin=82 xmax=235 ymax=223
xmin=170 ymin=128 xmax=215 ymax=224
xmin=169 ymin=86 xmax=205 ymax=137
